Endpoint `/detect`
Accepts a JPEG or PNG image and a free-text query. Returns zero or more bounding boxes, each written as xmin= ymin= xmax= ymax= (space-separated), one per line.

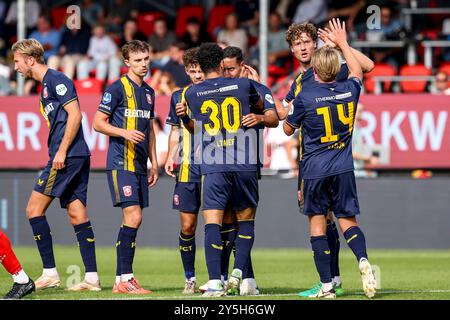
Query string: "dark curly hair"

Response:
xmin=197 ymin=43 xmax=224 ymax=74
xmin=223 ymin=46 xmax=244 ymax=64
xmin=121 ymin=40 xmax=150 ymax=61
xmin=285 ymin=22 xmax=318 ymax=46
xmin=182 ymin=47 xmax=200 ymax=67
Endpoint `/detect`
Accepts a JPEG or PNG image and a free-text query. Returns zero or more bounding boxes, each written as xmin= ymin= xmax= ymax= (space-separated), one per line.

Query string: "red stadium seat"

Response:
xmin=74 ymin=79 xmax=103 ymax=94
xmin=399 ymin=64 xmax=432 ymax=93
xmin=51 ymin=7 xmax=68 ymax=29
xmin=175 ymin=5 xmax=204 ymax=38
xmin=207 ymin=5 xmax=235 ymax=39
xmin=137 ymin=12 xmax=166 ymax=37
xmin=364 ymin=64 xmax=396 ymax=93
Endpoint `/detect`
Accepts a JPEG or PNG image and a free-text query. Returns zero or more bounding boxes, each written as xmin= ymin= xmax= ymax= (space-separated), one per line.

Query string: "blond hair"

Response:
xmin=311 ymin=46 xmax=341 ymax=82
xmin=11 ymin=39 xmax=45 ymax=64
xmin=285 ymin=22 xmax=318 ymax=47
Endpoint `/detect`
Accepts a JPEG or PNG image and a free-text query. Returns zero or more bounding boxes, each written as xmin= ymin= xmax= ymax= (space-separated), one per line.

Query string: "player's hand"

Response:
xmin=318 ymin=31 xmax=337 ymax=48
xmin=52 ymin=150 xmax=66 ymax=170
xmin=244 ymin=65 xmax=261 ymax=82
xmin=318 ymin=18 xmax=347 ymax=49
xmin=121 ymin=129 xmax=146 ymax=144
xmin=165 ymin=158 xmax=176 ymax=178
xmin=242 ymin=113 xmax=263 ymax=127
xmin=148 ymin=166 xmax=159 ymax=187
xmin=175 ymin=101 xmax=187 ymax=117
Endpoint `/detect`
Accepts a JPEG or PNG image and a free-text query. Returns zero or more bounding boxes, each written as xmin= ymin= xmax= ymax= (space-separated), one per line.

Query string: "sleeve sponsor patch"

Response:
xmin=102 ymin=92 xmax=112 ymax=104
xmin=56 ymin=84 xmax=67 ymax=96
xmin=265 ymin=94 xmax=275 ymax=105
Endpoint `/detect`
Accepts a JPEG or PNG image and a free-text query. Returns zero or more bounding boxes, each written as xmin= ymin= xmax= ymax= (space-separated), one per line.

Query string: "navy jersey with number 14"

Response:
xmin=286 ymin=77 xmax=363 ymax=179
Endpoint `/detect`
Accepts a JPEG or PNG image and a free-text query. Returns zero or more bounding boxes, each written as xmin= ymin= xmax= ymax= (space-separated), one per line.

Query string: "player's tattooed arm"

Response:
xmin=93 ymin=111 xmax=145 ymax=144
xmin=165 ymin=126 xmax=180 ymax=178
xmin=53 ymin=100 xmax=83 ymax=170
xmin=148 ymin=120 xmax=159 ymax=187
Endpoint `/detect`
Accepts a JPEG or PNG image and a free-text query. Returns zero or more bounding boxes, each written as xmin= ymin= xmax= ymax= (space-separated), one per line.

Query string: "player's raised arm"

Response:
xmin=318 ymin=19 xmax=362 ymax=80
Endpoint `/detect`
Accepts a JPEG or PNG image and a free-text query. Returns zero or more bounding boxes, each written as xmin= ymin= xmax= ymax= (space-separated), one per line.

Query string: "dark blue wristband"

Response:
xmin=181 ymin=115 xmax=191 ymax=124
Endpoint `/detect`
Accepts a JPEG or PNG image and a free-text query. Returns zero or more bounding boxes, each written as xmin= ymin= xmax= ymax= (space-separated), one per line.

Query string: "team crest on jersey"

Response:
xmin=43 ymin=87 xmax=48 ymax=98
xmin=173 ymin=194 xmax=180 ymax=206
xmin=102 ymin=92 xmax=112 ymax=104
xmin=146 ymin=93 xmax=152 ymax=104
xmin=56 ymin=84 xmax=67 ymax=96
xmin=123 ymin=186 xmax=132 ymax=197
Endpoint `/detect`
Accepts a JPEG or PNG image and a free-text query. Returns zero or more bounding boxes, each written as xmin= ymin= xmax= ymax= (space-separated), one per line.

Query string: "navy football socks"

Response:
xmin=115 ymin=226 xmax=123 ymax=277
xmin=233 ymin=220 xmax=255 ymax=272
xmin=119 ymin=225 xmax=138 ymax=275
xmin=242 ymin=255 xmax=255 ymax=279
xmin=326 ymin=220 xmax=340 ymax=278
xmin=220 ymin=223 xmax=237 ymax=279
xmin=344 ymin=226 xmax=368 ymax=263
xmin=73 ymin=221 xmax=97 ymax=272
xmin=311 ymin=235 xmax=332 ymax=284
xmin=179 ymin=231 xmax=196 ymax=280
xmin=204 ymin=223 xmax=222 ymax=280
xmin=29 ymin=216 xmax=56 ymax=268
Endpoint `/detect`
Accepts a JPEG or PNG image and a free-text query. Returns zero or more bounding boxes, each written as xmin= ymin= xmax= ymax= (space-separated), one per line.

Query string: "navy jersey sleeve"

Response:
xmin=149 ymin=89 xmax=155 ymax=119
xmin=347 ymin=77 xmax=363 ymax=97
xmin=248 ymin=79 xmax=262 ymax=107
xmin=285 ymin=95 xmax=306 ymax=129
xmin=166 ymin=90 xmax=181 ymax=126
xmin=336 ymin=62 xmax=349 ymax=82
xmin=98 ymin=83 xmax=122 ymax=116
xmin=253 ymin=82 xmax=276 ymax=112
xmin=284 ymin=80 xmax=296 ymax=103
xmin=52 ymin=74 xmax=78 ymax=107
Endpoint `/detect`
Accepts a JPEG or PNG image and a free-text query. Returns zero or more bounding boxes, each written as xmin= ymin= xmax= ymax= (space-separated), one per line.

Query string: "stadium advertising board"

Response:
xmin=0 ymin=94 xmax=448 ymax=169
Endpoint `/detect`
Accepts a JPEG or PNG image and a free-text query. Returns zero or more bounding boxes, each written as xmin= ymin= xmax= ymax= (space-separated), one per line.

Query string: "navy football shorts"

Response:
xmin=202 ymin=171 xmax=259 ymax=211
xmin=33 ymin=156 xmax=90 ymax=208
xmin=172 ymin=181 xmax=202 ymax=213
xmin=107 ymin=170 xmax=149 ymax=209
xmin=299 ymin=171 xmax=360 ymax=218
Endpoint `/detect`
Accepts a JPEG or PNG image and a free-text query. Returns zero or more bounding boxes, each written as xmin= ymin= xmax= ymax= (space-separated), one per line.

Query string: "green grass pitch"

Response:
xmin=1 ymin=246 xmax=450 ymax=300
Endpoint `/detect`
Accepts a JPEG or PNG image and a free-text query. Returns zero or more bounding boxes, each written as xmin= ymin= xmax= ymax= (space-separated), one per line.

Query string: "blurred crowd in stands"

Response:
xmin=0 ymin=0 xmax=449 ymax=177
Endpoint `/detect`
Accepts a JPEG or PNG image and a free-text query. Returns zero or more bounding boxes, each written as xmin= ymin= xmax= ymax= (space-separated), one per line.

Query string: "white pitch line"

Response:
xmin=25 ymin=289 xmax=450 ymax=300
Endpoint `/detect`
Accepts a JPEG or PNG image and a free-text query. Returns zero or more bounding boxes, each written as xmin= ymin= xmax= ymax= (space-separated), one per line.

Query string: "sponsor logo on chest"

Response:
xmin=125 ymin=109 xmax=152 ymax=119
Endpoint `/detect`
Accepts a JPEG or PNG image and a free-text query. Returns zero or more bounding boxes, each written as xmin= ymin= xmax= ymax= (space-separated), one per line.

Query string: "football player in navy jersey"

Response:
xmin=281 ymin=21 xmax=375 ymax=298
xmin=93 ymin=40 xmax=158 ymax=294
xmin=12 ymin=39 xmax=100 ymax=292
xmin=283 ymin=19 xmax=377 ymax=298
xmin=177 ymin=43 xmax=278 ymax=296
xmin=165 ymin=47 xmax=205 ymax=294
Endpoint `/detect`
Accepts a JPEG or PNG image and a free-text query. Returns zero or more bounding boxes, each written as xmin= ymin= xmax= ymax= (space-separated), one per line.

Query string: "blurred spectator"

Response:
xmin=217 ymin=13 xmax=249 ymax=56
xmin=81 ymin=0 xmax=104 ymax=28
xmin=0 ymin=58 xmax=12 ymax=96
xmin=267 ymin=122 xmax=298 ymax=177
xmin=4 ymin=0 xmax=40 ymax=30
xmin=328 ymin=0 xmax=365 ymax=31
xmin=365 ymin=5 xmax=404 ymax=68
xmin=77 ymin=24 xmax=121 ymax=82
xmin=48 ymin=25 xmax=91 ymax=79
xmin=293 ymin=0 xmax=328 ymax=25
xmin=251 ymin=12 xmax=290 ymax=67
xmin=150 ymin=116 xmax=168 ymax=172
xmin=235 ymin=0 xmax=260 ymax=36
xmin=180 ymin=17 xmax=212 ymax=49
xmin=29 ymin=15 xmax=60 ymax=63
xmin=119 ymin=19 xmax=147 ymax=48
xmin=153 ymin=72 xmax=179 ymax=96
xmin=431 ymin=71 xmax=450 ymax=95
xmin=148 ymin=18 xmax=177 ymax=68
xmin=275 ymin=0 xmax=298 ymax=24
xmin=151 ymin=43 xmax=190 ymax=88
xmin=106 ymin=0 xmax=138 ymax=34
xmin=352 ymin=104 xmax=379 ymax=178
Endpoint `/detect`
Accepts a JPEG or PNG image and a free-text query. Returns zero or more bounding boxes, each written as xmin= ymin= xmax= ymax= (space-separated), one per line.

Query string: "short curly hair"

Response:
xmin=285 ymin=22 xmax=318 ymax=47
xmin=182 ymin=47 xmax=200 ymax=68
xmin=197 ymin=43 xmax=224 ymax=74
xmin=121 ymin=40 xmax=150 ymax=61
